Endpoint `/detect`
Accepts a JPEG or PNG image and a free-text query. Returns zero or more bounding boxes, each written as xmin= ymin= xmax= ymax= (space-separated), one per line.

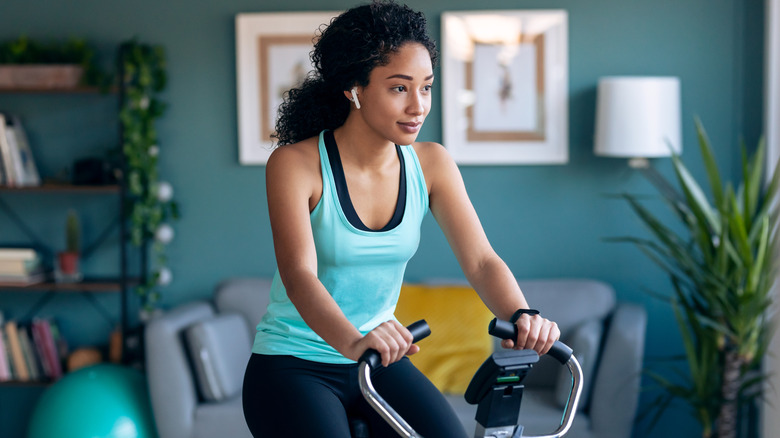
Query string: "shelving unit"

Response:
xmin=0 ymin=83 xmax=138 ymax=386
xmin=0 ymin=86 xmax=110 ymax=94
xmin=0 ymin=184 xmax=120 ymax=193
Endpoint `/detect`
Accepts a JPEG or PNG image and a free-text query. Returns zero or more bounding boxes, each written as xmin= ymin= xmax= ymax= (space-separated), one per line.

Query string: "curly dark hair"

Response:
xmin=273 ymin=1 xmax=438 ymax=146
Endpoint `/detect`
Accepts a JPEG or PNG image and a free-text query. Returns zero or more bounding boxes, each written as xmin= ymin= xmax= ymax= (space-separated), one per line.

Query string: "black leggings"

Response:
xmin=242 ymin=353 xmax=469 ymax=438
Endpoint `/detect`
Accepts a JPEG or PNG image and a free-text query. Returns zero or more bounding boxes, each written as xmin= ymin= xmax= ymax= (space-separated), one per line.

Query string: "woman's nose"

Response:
xmin=407 ymin=92 xmax=425 ymax=115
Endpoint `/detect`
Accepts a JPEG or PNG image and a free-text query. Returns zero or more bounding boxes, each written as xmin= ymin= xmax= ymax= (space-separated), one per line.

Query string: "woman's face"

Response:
xmin=351 ymin=42 xmax=434 ymax=146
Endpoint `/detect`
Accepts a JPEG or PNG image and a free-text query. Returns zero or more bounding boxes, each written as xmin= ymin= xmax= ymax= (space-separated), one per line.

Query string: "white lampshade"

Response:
xmin=594 ymin=76 xmax=681 ymax=165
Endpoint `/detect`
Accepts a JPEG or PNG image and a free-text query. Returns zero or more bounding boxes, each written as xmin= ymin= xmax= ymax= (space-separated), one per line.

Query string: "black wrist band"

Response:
xmin=510 ymin=308 xmax=540 ymax=323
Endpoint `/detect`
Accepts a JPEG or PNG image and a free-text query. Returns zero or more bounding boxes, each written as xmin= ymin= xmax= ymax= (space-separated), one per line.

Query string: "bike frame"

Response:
xmin=358 ymin=345 xmax=584 ymax=438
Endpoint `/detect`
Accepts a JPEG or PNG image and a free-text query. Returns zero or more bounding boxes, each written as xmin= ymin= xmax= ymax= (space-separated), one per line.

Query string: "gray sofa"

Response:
xmin=145 ymin=277 xmax=646 ymax=438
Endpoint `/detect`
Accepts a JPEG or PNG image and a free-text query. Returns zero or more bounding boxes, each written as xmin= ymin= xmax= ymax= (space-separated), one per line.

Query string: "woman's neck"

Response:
xmin=332 ymin=118 xmax=397 ymax=170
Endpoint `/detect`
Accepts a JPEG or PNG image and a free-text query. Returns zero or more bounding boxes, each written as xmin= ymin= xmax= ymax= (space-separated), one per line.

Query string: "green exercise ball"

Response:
xmin=28 ymin=364 xmax=158 ymax=438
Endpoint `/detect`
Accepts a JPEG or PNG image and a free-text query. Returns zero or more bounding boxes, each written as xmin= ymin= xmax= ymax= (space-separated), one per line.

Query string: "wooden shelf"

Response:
xmin=0 ymin=183 xmax=120 ymax=194
xmin=0 ymin=86 xmax=117 ymax=94
xmin=0 ymin=277 xmax=138 ymax=292
xmin=0 ymin=379 xmax=52 ymax=387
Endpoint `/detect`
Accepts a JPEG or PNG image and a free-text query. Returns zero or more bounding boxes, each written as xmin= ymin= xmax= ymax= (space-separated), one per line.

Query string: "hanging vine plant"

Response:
xmin=119 ymin=39 xmax=179 ymax=313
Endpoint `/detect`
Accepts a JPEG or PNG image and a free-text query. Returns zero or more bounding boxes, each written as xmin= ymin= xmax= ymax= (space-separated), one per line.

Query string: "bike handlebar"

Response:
xmin=358 ymin=320 xmax=432 ymax=370
xmin=357 ymin=320 xmax=431 ymax=437
xmin=488 ymin=318 xmax=573 ymax=364
xmin=357 ymin=319 xmax=583 ymax=438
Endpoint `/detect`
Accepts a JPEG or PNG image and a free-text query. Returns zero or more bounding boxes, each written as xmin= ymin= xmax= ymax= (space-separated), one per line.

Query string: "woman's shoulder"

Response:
xmin=411 ymin=141 xmax=449 ymax=162
xmin=266 ymin=135 xmax=322 ymax=186
xmin=267 ymin=136 xmax=320 ymax=169
xmin=412 ymin=141 xmax=456 ymax=171
xmin=411 ymin=141 xmax=458 ymax=191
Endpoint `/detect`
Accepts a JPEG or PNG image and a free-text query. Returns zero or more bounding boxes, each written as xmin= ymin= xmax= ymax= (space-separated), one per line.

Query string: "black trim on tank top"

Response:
xmin=324 ymin=130 xmax=406 ymax=232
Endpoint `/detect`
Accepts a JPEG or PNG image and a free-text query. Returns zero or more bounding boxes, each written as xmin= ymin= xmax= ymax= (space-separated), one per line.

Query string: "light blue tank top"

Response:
xmin=252 ymin=130 xmax=429 ymax=363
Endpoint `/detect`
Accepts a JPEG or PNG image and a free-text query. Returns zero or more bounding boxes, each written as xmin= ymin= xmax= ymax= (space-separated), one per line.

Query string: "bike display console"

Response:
xmin=465 ymin=349 xmax=539 ymax=437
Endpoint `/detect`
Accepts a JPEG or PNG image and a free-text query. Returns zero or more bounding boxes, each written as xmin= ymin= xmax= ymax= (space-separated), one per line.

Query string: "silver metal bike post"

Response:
xmin=358 ymin=362 xmax=422 ymax=438
xmin=521 ymin=354 xmax=584 ymax=438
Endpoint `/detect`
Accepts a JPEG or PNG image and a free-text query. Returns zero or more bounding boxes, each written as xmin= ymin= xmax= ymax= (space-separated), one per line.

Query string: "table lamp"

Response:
xmin=594 ymin=76 xmax=681 ymax=168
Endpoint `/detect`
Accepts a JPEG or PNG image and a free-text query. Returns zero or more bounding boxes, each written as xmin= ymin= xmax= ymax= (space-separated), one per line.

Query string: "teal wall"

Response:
xmin=0 ymin=0 xmax=766 ymax=436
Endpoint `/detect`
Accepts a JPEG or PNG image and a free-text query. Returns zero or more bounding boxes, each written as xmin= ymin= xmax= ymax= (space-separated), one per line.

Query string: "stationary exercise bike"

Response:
xmin=357 ymin=319 xmax=584 ymax=438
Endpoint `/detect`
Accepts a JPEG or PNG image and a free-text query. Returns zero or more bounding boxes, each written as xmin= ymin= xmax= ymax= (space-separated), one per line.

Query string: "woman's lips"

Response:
xmin=398 ymin=121 xmax=421 ymax=133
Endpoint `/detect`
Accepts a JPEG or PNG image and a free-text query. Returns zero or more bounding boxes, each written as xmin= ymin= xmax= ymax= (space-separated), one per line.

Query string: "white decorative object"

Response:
xmin=156 ymin=181 xmax=174 ymax=202
xmin=594 ymin=76 xmax=681 ymax=168
xmin=236 ymin=12 xmax=340 ymax=165
xmin=157 ymin=267 xmax=172 ymax=286
xmin=442 ymin=10 xmax=569 ymax=165
xmin=155 ymin=223 xmax=174 ymax=244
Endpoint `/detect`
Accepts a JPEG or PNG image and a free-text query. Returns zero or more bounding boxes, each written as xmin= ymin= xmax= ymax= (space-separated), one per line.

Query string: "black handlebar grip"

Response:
xmin=488 ymin=318 xmax=516 ymax=340
xmin=547 ymin=341 xmax=573 ymax=365
xmin=407 ymin=319 xmax=432 ymax=343
xmin=488 ymin=318 xmax=573 ymax=364
xmin=359 ymin=320 xmax=431 ymax=369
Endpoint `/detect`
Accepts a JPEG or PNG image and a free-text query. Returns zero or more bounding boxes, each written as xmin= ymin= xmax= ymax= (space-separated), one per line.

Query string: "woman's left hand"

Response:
xmin=500 ymin=313 xmax=560 ymax=356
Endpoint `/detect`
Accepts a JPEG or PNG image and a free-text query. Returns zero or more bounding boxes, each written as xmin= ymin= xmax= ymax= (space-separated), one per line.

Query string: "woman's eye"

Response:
xmin=392 ymin=86 xmax=406 ymax=93
xmin=423 ymin=84 xmax=432 ymax=92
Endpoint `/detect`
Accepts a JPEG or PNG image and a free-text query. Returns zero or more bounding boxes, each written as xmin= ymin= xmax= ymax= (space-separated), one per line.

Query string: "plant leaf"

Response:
xmin=695 ymin=117 xmax=725 ymax=211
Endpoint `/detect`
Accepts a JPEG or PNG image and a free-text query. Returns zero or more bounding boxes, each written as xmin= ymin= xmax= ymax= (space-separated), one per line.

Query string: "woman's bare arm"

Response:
xmin=416 ymin=142 xmax=559 ymax=354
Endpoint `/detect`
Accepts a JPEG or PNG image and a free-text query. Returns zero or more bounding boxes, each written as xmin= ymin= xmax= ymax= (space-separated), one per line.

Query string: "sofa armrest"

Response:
xmin=145 ymin=301 xmax=215 ymax=438
xmin=589 ymin=303 xmax=647 ymax=438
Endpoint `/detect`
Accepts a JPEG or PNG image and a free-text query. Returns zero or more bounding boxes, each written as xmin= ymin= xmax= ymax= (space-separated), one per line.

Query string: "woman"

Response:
xmin=242 ymin=2 xmax=560 ymax=437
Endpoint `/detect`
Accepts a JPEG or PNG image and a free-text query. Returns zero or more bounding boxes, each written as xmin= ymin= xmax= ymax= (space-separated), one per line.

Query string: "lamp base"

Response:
xmin=628 ymin=157 xmax=650 ymax=169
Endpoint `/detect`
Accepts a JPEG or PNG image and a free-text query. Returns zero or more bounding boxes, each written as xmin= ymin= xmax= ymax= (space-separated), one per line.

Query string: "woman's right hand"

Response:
xmin=348 ymin=320 xmax=420 ymax=367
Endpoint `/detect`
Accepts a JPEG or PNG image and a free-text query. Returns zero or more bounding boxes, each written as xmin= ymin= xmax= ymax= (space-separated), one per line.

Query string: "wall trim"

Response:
xmin=764 ymin=0 xmax=780 ymax=437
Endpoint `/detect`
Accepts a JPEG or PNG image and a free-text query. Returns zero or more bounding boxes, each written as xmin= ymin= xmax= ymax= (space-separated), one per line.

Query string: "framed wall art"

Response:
xmin=442 ymin=10 xmax=569 ymax=165
xmin=235 ymin=12 xmax=339 ymax=165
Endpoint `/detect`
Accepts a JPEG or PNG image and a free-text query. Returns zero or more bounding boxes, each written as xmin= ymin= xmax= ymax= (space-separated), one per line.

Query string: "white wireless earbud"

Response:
xmin=350 ymin=87 xmax=361 ymax=109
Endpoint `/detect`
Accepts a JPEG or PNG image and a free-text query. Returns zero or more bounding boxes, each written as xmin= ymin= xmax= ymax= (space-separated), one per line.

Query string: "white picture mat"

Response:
xmin=472 ymin=43 xmax=537 ymax=132
xmin=235 ymin=12 xmax=339 ymax=165
xmin=266 ymin=44 xmax=312 ymax=139
xmin=442 ymin=10 xmax=568 ymax=165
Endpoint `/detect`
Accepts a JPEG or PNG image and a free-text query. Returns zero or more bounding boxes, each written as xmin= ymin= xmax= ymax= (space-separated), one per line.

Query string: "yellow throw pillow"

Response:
xmin=395 ymin=283 xmax=494 ymax=394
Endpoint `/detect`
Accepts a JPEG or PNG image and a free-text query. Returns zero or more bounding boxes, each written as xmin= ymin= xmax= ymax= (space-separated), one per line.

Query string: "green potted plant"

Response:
xmin=0 ymin=36 xmax=111 ymax=89
xmin=56 ymin=209 xmax=82 ymax=282
xmin=119 ymin=40 xmax=178 ymax=314
xmin=612 ymin=119 xmax=779 ymax=438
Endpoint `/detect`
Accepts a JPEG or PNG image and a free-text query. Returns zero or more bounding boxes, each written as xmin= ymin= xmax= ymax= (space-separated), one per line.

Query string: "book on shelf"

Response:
xmin=4 ymin=328 xmax=16 ymax=380
xmin=4 ymin=320 xmax=29 ymax=381
xmin=0 ymin=139 xmax=5 ymax=185
xmin=0 ymin=313 xmax=11 ymax=381
xmin=30 ymin=321 xmax=51 ymax=378
xmin=0 ymin=248 xmax=44 ymax=285
xmin=0 ymin=258 xmax=41 ymax=276
xmin=0 ymin=318 xmax=65 ymax=382
xmin=0 ymin=248 xmax=39 ymax=261
xmin=32 ymin=318 xmax=62 ymax=379
xmin=0 ymin=112 xmax=40 ymax=187
xmin=8 ymin=115 xmax=40 ymax=186
xmin=0 ymin=271 xmax=45 ymax=286
xmin=18 ymin=325 xmax=42 ymax=380
xmin=0 ymin=113 xmax=15 ymax=185
xmin=49 ymin=319 xmax=69 ymax=366
xmin=0 ymin=330 xmax=11 ymax=381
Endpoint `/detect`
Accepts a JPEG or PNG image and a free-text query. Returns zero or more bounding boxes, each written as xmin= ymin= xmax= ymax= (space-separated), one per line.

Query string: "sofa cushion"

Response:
xmin=214 ymin=277 xmax=273 ymax=337
xmin=185 ymin=313 xmax=252 ymax=402
xmin=515 ymin=279 xmax=615 ymax=388
xmin=194 ymin=394 xmax=252 ymax=438
xmin=395 ymin=283 xmax=494 ymax=394
xmin=554 ymin=319 xmax=602 ymax=410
